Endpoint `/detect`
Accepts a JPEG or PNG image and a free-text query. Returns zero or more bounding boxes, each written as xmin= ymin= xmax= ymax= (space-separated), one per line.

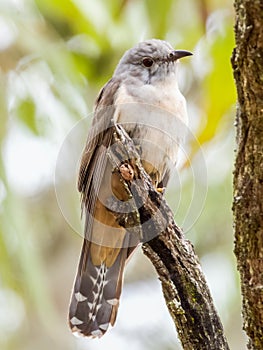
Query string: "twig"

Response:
xmin=108 ymin=123 xmax=230 ymax=350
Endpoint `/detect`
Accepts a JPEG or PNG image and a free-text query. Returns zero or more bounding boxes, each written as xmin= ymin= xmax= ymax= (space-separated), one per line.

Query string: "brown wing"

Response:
xmin=69 ymin=78 xmax=138 ymax=337
xmin=78 ymin=78 xmax=120 ymax=208
xmin=77 ymin=77 xmax=122 ymax=238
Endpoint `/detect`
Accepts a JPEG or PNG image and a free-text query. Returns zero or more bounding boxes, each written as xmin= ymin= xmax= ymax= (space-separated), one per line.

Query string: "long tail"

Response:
xmin=68 ymin=238 xmax=132 ymax=338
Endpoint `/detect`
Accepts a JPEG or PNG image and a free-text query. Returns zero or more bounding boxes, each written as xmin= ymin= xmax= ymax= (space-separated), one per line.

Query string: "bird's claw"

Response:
xmin=119 ymin=163 xmax=134 ymax=181
xmin=157 ymin=187 xmax=165 ymax=194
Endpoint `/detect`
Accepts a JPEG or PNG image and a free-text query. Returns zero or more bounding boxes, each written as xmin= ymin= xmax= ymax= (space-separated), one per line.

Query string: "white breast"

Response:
xmin=114 ymin=80 xmax=188 ymax=179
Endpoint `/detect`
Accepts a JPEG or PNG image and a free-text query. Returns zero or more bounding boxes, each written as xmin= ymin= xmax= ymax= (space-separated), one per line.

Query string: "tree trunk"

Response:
xmin=231 ymin=1 xmax=263 ymax=349
xmin=108 ymin=124 xmax=230 ymax=350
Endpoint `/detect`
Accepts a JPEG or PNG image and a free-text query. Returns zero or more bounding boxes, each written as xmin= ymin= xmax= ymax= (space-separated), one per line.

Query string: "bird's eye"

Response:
xmin=142 ymin=57 xmax=154 ymax=68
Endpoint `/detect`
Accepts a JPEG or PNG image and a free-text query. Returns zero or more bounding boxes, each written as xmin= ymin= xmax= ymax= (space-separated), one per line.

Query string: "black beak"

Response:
xmin=172 ymin=50 xmax=193 ymax=60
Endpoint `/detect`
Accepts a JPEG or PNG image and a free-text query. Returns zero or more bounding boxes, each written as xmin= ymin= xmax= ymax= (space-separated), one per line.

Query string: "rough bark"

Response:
xmin=107 ymin=124 xmax=230 ymax=350
xmin=231 ymin=1 xmax=263 ymax=349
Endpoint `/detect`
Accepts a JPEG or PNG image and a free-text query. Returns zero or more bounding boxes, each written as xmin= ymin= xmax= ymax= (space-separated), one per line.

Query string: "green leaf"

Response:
xmin=145 ymin=0 xmax=174 ymax=38
xmin=16 ymin=99 xmax=38 ymax=135
xmin=197 ymin=22 xmax=236 ymax=146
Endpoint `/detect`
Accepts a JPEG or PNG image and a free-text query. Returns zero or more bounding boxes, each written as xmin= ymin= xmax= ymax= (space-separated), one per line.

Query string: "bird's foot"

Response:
xmin=119 ymin=163 xmax=134 ymax=181
xmin=156 ymin=187 xmax=165 ymax=194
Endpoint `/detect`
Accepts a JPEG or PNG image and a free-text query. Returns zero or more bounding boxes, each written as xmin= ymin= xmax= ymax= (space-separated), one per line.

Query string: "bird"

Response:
xmin=68 ymin=39 xmax=192 ymax=338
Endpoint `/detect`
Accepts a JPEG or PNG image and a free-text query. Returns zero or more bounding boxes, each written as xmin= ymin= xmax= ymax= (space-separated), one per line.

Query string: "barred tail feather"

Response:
xmin=68 ymin=239 xmax=130 ymax=338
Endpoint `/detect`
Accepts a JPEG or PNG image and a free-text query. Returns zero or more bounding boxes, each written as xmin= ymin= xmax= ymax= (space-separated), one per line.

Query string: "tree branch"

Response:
xmin=232 ymin=1 xmax=263 ymax=348
xmin=107 ymin=123 xmax=230 ymax=350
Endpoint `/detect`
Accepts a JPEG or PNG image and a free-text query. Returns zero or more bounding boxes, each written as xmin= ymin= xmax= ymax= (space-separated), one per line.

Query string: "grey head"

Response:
xmin=113 ymin=39 xmax=192 ymax=84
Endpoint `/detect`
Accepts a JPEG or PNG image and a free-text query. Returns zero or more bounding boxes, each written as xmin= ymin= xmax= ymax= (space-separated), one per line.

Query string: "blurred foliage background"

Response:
xmin=0 ymin=0 xmax=246 ymax=349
